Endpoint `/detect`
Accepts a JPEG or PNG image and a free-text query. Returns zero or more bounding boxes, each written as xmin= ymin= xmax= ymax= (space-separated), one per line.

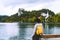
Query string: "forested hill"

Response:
xmin=1 ymin=8 xmax=55 ymax=22
xmin=1 ymin=8 xmax=60 ymax=24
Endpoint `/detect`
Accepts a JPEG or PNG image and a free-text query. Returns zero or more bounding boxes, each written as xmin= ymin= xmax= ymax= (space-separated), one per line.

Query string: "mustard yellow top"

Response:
xmin=35 ymin=23 xmax=43 ymax=35
xmin=31 ymin=23 xmax=43 ymax=38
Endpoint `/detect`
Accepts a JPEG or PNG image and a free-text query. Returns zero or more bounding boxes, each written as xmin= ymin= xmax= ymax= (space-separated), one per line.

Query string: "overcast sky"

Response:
xmin=0 ymin=0 xmax=60 ymax=16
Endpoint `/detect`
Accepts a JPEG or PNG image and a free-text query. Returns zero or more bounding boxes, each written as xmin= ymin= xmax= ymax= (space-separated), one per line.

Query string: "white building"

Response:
xmin=18 ymin=8 xmax=24 ymax=16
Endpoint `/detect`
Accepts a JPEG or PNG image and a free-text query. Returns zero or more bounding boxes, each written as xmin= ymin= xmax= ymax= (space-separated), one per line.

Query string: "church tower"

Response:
xmin=18 ymin=8 xmax=24 ymax=16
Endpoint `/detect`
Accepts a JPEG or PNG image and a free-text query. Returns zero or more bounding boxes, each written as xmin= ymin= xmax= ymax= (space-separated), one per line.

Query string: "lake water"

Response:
xmin=0 ymin=23 xmax=60 ymax=40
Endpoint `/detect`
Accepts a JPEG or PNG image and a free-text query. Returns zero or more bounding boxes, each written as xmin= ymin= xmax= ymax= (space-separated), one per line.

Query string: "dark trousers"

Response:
xmin=32 ymin=34 xmax=41 ymax=40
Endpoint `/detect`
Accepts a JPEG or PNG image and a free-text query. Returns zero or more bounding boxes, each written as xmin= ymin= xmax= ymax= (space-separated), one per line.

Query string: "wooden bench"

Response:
xmin=41 ymin=34 xmax=60 ymax=38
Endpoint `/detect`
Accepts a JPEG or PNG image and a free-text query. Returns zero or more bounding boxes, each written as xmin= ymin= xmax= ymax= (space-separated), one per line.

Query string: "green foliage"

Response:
xmin=1 ymin=8 xmax=59 ymax=24
xmin=54 ymin=13 xmax=60 ymax=24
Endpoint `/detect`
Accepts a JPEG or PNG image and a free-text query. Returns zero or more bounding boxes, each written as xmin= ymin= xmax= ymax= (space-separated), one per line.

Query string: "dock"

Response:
xmin=41 ymin=34 xmax=60 ymax=38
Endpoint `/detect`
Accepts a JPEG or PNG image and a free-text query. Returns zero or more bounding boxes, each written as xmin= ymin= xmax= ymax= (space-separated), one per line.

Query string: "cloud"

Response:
xmin=0 ymin=0 xmax=60 ymax=16
xmin=44 ymin=0 xmax=60 ymax=13
xmin=0 ymin=0 xmax=38 ymax=6
xmin=0 ymin=0 xmax=54 ymax=6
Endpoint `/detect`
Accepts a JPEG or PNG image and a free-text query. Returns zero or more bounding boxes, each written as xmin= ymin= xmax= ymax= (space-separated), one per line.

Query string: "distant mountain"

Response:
xmin=0 ymin=15 xmax=9 ymax=22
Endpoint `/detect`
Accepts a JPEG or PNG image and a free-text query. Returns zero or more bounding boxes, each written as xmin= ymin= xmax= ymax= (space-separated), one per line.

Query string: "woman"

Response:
xmin=32 ymin=16 xmax=43 ymax=40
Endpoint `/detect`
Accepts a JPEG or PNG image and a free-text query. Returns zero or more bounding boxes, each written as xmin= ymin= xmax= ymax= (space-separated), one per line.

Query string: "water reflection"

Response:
xmin=0 ymin=23 xmax=19 ymax=40
xmin=43 ymin=23 xmax=55 ymax=34
xmin=47 ymin=23 xmax=55 ymax=34
xmin=0 ymin=23 xmax=60 ymax=40
xmin=19 ymin=23 xmax=34 ymax=40
xmin=19 ymin=23 xmax=60 ymax=40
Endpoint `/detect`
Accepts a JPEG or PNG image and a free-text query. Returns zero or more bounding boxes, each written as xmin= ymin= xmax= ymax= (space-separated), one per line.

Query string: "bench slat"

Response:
xmin=41 ymin=34 xmax=60 ymax=38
